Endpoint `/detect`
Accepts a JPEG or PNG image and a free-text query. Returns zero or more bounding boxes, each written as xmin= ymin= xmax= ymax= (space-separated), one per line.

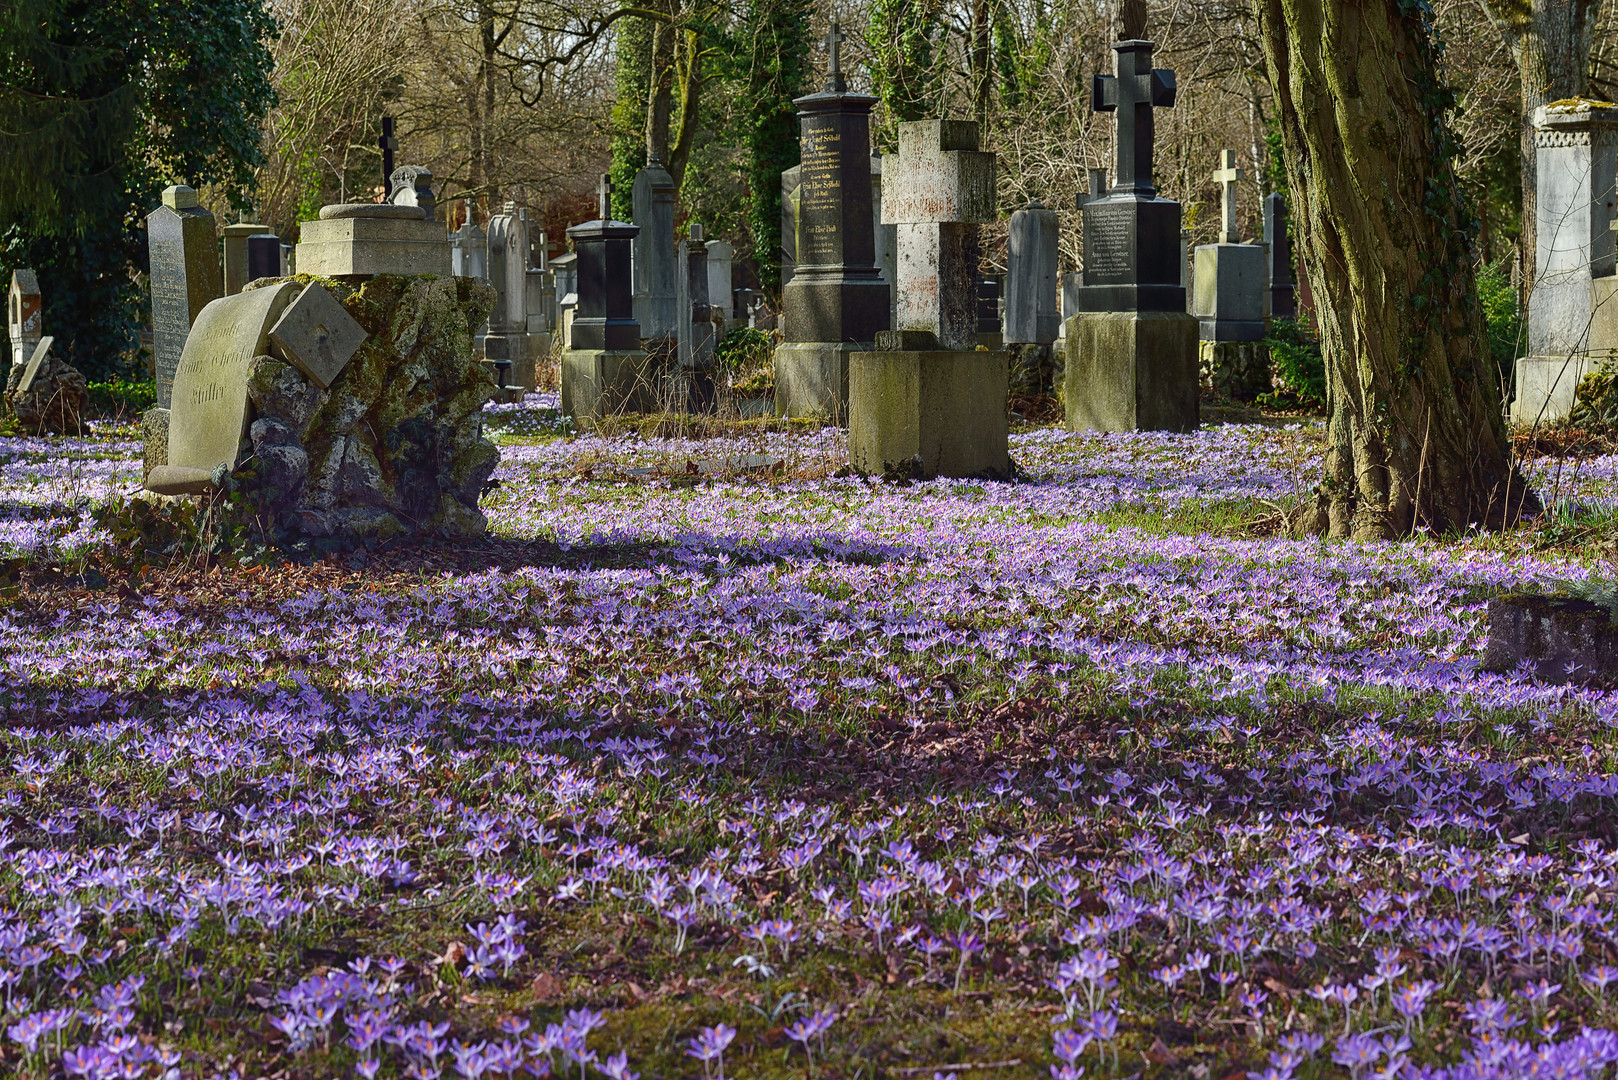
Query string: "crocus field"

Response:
xmin=5 ymin=397 xmax=1618 ymax=1080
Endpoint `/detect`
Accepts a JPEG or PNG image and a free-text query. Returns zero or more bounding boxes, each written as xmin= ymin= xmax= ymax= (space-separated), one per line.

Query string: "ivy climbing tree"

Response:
xmin=1257 ymin=0 xmax=1537 ymax=537
xmin=739 ymin=0 xmax=811 ymax=299
xmin=0 ymin=0 xmax=277 ymax=380
xmin=608 ymin=16 xmax=653 ymax=222
xmin=867 ymin=0 xmax=942 ymax=146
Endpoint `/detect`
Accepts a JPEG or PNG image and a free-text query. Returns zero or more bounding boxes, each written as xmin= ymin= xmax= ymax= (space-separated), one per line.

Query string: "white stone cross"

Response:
xmin=1215 ymin=149 xmax=1242 ymax=244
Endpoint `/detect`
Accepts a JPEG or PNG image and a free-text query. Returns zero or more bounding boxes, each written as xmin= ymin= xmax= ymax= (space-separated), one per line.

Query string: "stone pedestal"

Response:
xmin=1193 ymin=243 xmax=1266 ymax=341
xmin=562 ymin=349 xmax=655 ymax=420
xmin=1064 ymin=311 xmax=1198 ymax=432
xmin=295 ymin=206 xmax=450 ymax=277
xmin=850 ymin=332 xmax=1010 ymax=479
xmin=1515 ymin=101 xmax=1618 ymax=423
xmin=775 ymin=341 xmax=859 ymax=421
xmin=1199 ymin=339 xmax=1271 ymax=401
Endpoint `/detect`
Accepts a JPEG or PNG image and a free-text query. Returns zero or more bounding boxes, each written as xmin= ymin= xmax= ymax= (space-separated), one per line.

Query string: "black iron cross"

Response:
xmin=825 ymin=20 xmax=847 ymax=92
xmin=598 ymin=174 xmax=613 ymax=220
xmin=379 ymin=116 xmax=398 ymax=198
xmin=1092 ymin=42 xmax=1176 ymax=197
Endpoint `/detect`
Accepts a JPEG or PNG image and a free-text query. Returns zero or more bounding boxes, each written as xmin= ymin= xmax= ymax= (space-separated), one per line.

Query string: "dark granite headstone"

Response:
xmin=976 ymin=276 xmax=1001 ymax=334
xmin=1075 ymin=40 xmax=1184 ymax=313
xmin=567 ymin=175 xmax=641 ymax=351
xmin=147 ymin=186 xmax=223 ymax=409
xmin=1264 ymin=192 xmax=1296 ymax=319
xmin=781 ymin=20 xmax=889 ymax=344
xmin=246 ymin=234 xmax=283 ymax=285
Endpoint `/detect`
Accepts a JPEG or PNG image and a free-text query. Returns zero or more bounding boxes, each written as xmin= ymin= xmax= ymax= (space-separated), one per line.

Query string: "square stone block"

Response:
xmin=1064 ymin=310 xmax=1199 ymax=433
xmin=849 ymin=347 xmax=1010 ymax=479
xmin=561 ymin=349 xmax=657 ymax=420
xmin=1193 ymin=243 xmax=1266 ymax=333
xmin=1512 ymin=353 xmax=1612 ymax=425
xmin=296 ymin=216 xmax=450 ymax=277
xmin=775 ymin=341 xmax=862 ymax=422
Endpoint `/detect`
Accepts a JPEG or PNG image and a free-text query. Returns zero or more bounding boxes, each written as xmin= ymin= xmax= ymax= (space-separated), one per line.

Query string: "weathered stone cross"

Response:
xmin=1092 ymin=41 xmax=1176 ymax=198
xmin=1215 ymin=149 xmax=1242 ymax=243
xmin=825 ymin=20 xmax=846 ymax=92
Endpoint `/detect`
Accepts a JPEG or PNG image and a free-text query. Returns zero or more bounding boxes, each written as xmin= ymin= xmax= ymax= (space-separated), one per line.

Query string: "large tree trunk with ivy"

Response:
xmin=1257 ymin=0 xmax=1538 ymax=539
xmin=740 ymin=0 xmax=810 ymax=300
xmin=608 ymin=17 xmax=653 ymax=222
xmin=1480 ymin=0 xmax=1600 ymax=298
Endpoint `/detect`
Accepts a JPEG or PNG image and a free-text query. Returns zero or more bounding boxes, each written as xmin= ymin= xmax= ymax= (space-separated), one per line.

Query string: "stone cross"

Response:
xmin=1092 ymin=41 xmax=1176 ymax=198
xmin=379 ymin=117 xmax=398 ymax=198
xmin=881 ymin=119 xmax=997 ymax=350
xmin=1215 ymin=150 xmax=1242 ymax=243
xmin=825 ymin=20 xmax=846 ymax=92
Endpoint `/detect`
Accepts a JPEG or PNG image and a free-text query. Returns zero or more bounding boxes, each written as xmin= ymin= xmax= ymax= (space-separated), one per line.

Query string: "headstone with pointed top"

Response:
xmin=484 ymin=201 xmax=535 ymax=392
xmin=562 ymin=173 xmax=653 ymax=420
xmin=146 ymin=186 xmax=224 ymax=409
xmin=1064 ymin=38 xmax=1198 ymax=432
xmin=775 ymin=19 xmax=891 ymax=421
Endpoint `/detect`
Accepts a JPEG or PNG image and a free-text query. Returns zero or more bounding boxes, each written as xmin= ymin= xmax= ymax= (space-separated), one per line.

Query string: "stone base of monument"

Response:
xmin=1511 ymin=354 xmax=1614 ymax=425
xmin=140 ymin=274 xmax=499 ymax=541
xmin=1482 ymin=593 xmax=1618 ymax=684
xmin=1199 ymin=339 xmax=1272 ymax=401
xmin=774 ymin=342 xmax=863 ymax=422
xmin=295 ymin=206 xmax=451 ymax=278
xmin=4 ymin=352 xmax=88 ymax=434
xmin=561 ymin=349 xmax=656 ymax=420
xmin=1064 ymin=311 xmax=1199 ymax=433
xmin=848 ymin=331 xmax=1011 ymax=480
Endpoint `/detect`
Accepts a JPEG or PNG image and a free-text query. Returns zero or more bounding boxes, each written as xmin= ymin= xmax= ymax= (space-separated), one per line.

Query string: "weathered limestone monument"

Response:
xmin=562 ymin=175 xmax=652 ymax=421
xmin=849 ymin=119 xmax=1010 ymax=479
xmin=450 ymin=203 xmax=488 ymax=280
xmin=1193 ymin=150 xmax=1269 ymax=400
xmin=632 ymin=156 xmax=678 ymax=345
xmin=1514 ymin=100 xmax=1618 ymax=424
xmin=706 ymin=238 xmax=735 ymax=331
xmin=484 ymin=202 xmax=537 ymax=393
xmin=1065 ymin=39 xmax=1198 ymax=433
xmin=295 ymin=201 xmax=450 ymax=279
xmin=1006 ymin=199 xmax=1059 ymax=394
xmin=147 ymin=185 xmax=224 ymax=409
xmin=776 ymin=22 xmax=891 ymax=421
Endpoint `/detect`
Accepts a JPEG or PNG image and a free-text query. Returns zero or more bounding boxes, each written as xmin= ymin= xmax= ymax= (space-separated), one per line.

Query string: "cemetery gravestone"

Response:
xmin=246 ymin=234 xmax=284 ymax=286
xmin=562 ymin=175 xmax=653 ymax=421
xmin=451 ymin=202 xmax=488 ymax=279
xmin=147 ymin=185 xmax=224 ymax=409
xmin=775 ymin=22 xmax=892 ymax=421
xmin=223 ymin=222 xmax=268 ymax=296
xmin=8 ymin=268 xmax=42 ymax=369
xmin=1193 ymin=150 xmax=1269 ymax=400
xmin=1514 ymin=100 xmax=1618 ymax=424
xmin=146 ymin=281 xmax=301 ymax=495
xmin=1061 ymin=170 xmax=1110 ymax=332
xmin=872 ymin=152 xmax=899 ymax=329
xmin=632 ymin=156 xmax=678 ymax=343
xmin=1007 ymin=199 xmax=1060 ymax=394
xmin=706 ymin=239 xmax=735 ymax=329
xmin=484 ymin=202 xmax=542 ymax=394
xmin=780 ymin=164 xmax=801 ymax=287
xmin=849 ymin=119 xmax=1010 ymax=480
xmin=1265 ymin=192 xmax=1296 ymax=319
xmin=1065 ymin=39 xmax=1198 ymax=433
xmin=677 ymin=223 xmax=717 ymax=411
xmin=295 ymin=200 xmax=450 ymax=278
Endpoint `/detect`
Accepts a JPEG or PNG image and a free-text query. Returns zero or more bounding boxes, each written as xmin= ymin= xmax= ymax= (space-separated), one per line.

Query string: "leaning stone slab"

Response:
xmin=151 ymin=281 xmax=299 ymax=496
xmin=1482 ymin=593 xmax=1618 ymax=684
xmin=14 ymin=336 xmax=53 ymax=395
xmin=268 ymin=283 xmax=367 ymax=389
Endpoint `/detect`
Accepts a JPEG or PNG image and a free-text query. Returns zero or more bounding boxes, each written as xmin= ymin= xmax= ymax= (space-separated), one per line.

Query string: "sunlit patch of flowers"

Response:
xmin=0 ymin=400 xmax=1617 ymax=1076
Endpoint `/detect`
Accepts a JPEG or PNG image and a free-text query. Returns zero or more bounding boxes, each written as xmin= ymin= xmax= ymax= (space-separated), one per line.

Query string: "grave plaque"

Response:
xmin=268 ymin=284 xmax=367 ymax=389
xmin=151 ymin=282 xmax=299 ymax=495
xmin=147 ymin=187 xmax=224 ymax=408
xmin=14 ymin=336 xmax=53 ymax=395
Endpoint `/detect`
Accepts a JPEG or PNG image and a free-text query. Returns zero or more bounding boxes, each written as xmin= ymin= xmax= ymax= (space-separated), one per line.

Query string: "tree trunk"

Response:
xmin=666 ymin=27 xmax=704 ymax=191
xmin=1482 ymin=0 xmax=1601 ymax=299
xmin=969 ymin=0 xmax=993 ymax=130
xmin=1257 ymin=0 xmax=1538 ymax=539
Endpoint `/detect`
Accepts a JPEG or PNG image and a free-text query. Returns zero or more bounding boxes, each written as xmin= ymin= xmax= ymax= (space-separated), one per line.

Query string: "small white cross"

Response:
xmin=1214 ymin=149 xmax=1242 ymax=244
